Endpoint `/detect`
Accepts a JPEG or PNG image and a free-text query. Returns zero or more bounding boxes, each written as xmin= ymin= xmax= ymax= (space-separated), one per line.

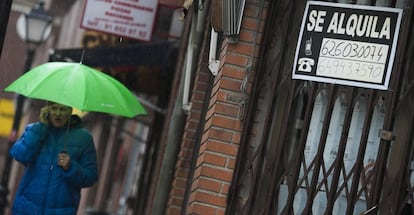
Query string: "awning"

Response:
xmin=49 ymin=41 xmax=175 ymax=67
xmin=49 ymin=41 xmax=177 ymax=95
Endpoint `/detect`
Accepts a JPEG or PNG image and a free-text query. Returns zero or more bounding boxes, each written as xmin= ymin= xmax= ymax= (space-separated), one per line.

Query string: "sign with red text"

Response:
xmin=81 ymin=0 xmax=158 ymax=41
xmin=292 ymin=1 xmax=402 ymax=90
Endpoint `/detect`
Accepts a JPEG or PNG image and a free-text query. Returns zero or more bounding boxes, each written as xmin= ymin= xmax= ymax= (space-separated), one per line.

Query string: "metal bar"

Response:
xmin=302 ymin=84 xmax=336 ymax=214
xmin=326 ymin=88 xmax=356 ymax=212
xmin=346 ymin=90 xmax=376 ymax=214
xmin=361 ymin=205 xmax=378 ymax=214
xmin=279 ymin=82 xmax=318 ymax=214
xmin=0 ymin=0 xmax=12 ymax=59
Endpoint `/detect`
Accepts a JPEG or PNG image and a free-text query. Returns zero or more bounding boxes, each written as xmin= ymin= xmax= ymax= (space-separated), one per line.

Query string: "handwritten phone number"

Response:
xmin=317 ymin=57 xmax=385 ymax=83
xmin=320 ymin=38 xmax=389 ymax=64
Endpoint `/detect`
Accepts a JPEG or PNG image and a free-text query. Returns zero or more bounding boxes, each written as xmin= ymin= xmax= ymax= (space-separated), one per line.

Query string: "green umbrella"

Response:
xmin=4 ymin=62 xmax=146 ymax=118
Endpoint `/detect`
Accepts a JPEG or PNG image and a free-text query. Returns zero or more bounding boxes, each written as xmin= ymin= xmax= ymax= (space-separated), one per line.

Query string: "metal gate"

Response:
xmin=227 ymin=0 xmax=414 ymax=214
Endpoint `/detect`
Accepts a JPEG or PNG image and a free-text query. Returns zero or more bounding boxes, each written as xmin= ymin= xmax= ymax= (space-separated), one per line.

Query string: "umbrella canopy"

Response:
xmin=4 ymin=62 xmax=147 ymax=118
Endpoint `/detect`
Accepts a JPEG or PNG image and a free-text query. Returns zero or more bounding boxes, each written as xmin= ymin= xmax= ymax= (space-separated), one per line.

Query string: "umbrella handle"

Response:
xmin=63 ymin=115 xmax=72 ymax=152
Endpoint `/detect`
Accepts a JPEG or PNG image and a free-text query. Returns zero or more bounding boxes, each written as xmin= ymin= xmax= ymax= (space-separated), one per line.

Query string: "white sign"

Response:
xmin=81 ymin=0 xmax=158 ymax=41
xmin=292 ymin=1 xmax=402 ymax=90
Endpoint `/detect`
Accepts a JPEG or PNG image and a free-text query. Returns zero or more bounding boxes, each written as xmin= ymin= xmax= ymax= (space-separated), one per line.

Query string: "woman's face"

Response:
xmin=48 ymin=104 xmax=72 ymax=127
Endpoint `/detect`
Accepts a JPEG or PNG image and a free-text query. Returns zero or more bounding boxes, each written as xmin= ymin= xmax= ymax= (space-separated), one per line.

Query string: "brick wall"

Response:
xmin=165 ymin=20 xmax=213 ymax=215
xmin=167 ymin=0 xmax=267 ymax=214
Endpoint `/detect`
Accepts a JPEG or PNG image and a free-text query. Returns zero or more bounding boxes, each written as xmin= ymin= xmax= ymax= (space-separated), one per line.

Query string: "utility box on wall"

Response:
xmin=211 ymin=0 xmax=245 ymax=36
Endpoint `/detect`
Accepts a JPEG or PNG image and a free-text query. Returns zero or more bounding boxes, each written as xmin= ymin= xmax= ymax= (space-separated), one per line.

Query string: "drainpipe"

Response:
xmin=182 ymin=38 xmax=194 ymax=112
xmin=208 ymin=29 xmax=219 ymax=76
xmin=182 ymin=0 xmax=207 ymax=113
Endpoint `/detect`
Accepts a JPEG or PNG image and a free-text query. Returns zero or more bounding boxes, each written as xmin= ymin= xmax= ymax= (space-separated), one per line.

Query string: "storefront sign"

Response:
xmin=81 ymin=0 xmax=158 ymax=41
xmin=292 ymin=1 xmax=402 ymax=90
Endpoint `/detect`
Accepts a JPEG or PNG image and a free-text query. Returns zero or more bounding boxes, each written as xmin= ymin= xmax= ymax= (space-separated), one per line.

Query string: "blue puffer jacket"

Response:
xmin=10 ymin=115 xmax=98 ymax=215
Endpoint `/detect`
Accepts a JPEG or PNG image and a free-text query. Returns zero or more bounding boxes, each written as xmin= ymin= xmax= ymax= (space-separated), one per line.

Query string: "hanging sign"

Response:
xmin=81 ymin=0 xmax=158 ymax=42
xmin=292 ymin=1 xmax=402 ymax=90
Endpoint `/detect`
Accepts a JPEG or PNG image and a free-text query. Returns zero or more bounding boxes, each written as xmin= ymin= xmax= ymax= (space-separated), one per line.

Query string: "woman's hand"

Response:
xmin=58 ymin=152 xmax=71 ymax=171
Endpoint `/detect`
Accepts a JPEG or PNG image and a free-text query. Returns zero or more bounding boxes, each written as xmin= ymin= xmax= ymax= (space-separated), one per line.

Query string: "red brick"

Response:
xmin=204 ymin=118 xmax=212 ymax=133
xmin=165 ymin=207 xmax=181 ymax=215
xmin=176 ymin=159 xmax=192 ymax=169
xmin=211 ymin=80 xmax=221 ymax=95
xmin=199 ymin=166 xmax=233 ymax=182
xmin=228 ymin=42 xmax=255 ymax=56
xmin=189 ymin=110 xmax=201 ymax=121
xmin=238 ymin=30 xmax=255 ymax=43
xmin=220 ymin=78 xmax=243 ymax=92
xmin=217 ymin=208 xmax=226 ymax=215
xmin=194 ymin=81 xmax=208 ymax=91
xmin=172 ymin=177 xmax=187 ymax=188
xmin=241 ymin=17 xmax=261 ymax=31
xmin=222 ymin=183 xmax=230 ymax=194
xmin=168 ymin=196 xmax=183 ymax=207
xmin=193 ymin=91 xmax=206 ymax=101
xmin=176 ymin=168 xmax=190 ymax=178
xmin=206 ymin=141 xmax=238 ymax=156
xmin=225 ymin=52 xmax=249 ymax=67
xmin=193 ymin=191 xmax=227 ymax=207
xmin=186 ymin=120 xmax=199 ymax=131
xmin=193 ymin=178 xmax=222 ymax=193
xmin=211 ymin=115 xmax=241 ymax=130
xmin=244 ymin=3 xmax=261 ymax=18
xmin=183 ymin=129 xmax=197 ymax=140
xmin=209 ymin=128 xmax=233 ymax=142
xmin=190 ymin=203 xmax=219 ymax=215
xmin=206 ymin=106 xmax=215 ymax=120
xmin=198 ymin=152 xmax=226 ymax=167
xmin=214 ymin=103 xmax=239 ymax=117
xmin=178 ymin=148 xmax=193 ymax=159
xmin=171 ymin=187 xmax=185 ymax=196
xmin=222 ymin=65 xmax=245 ymax=80
xmin=196 ymin=70 xmax=210 ymax=82
xmin=232 ymin=132 xmax=241 ymax=144
xmin=191 ymin=100 xmax=204 ymax=110
xmin=216 ymin=91 xmax=228 ymax=102
xmin=181 ymin=139 xmax=194 ymax=148
xmin=227 ymin=158 xmax=236 ymax=169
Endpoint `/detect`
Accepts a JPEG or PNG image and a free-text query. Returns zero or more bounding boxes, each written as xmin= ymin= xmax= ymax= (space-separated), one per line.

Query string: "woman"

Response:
xmin=10 ymin=101 xmax=98 ymax=215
